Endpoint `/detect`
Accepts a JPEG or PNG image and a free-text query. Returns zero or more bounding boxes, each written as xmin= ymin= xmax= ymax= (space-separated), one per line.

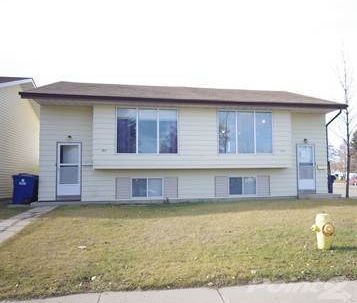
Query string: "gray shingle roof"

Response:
xmin=20 ymin=81 xmax=346 ymax=109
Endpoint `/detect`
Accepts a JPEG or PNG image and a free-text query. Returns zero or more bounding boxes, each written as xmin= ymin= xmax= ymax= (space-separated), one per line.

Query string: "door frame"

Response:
xmin=56 ymin=142 xmax=82 ymax=201
xmin=296 ymin=143 xmax=316 ymax=194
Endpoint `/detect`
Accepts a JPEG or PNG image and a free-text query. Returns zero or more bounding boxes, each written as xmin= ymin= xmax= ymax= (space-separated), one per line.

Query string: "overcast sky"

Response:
xmin=1 ymin=0 xmax=356 ymax=146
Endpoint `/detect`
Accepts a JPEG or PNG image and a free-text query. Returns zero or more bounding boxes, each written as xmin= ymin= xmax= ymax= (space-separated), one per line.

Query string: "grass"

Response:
xmin=0 ymin=205 xmax=29 ymax=220
xmin=0 ymin=199 xmax=356 ymax=299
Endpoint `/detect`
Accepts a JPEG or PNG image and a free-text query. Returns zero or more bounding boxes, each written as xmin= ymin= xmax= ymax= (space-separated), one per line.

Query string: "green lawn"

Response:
xmin=0 ymin=199 xmax=356 ymax=300
xmin=0 ymin=205 xmax=29 ymax=220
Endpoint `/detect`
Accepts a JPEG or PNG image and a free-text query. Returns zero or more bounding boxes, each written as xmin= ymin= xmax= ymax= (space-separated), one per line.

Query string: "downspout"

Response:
xmin=325 ymin=108 xmax=343 ymax=184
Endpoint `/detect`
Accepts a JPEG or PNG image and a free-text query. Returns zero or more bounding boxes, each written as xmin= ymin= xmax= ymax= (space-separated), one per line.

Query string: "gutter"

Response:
xmin=325 ymin=108 xmax=343 ymax=179
xmin=18 ymin=92 xmax=348 ymax=110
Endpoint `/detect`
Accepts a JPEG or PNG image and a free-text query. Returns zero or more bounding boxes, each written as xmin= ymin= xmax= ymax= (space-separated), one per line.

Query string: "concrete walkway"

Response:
xmin=0 ymin=206 xmax=56 ymax=243
xmin=2 ymin=281 xmax=357 ymax=303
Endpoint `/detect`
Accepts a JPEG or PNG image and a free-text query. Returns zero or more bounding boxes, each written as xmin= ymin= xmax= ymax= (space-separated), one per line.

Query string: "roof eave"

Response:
xmin=19 ymin=92 xmax=348 ymax=110
xmin=1 ymin=78 xmax=36 ymax=89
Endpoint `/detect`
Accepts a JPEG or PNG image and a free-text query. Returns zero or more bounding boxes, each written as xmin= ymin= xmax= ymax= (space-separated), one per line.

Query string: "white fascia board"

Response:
xmin=0 ymin=78 xmax=36 ymax=89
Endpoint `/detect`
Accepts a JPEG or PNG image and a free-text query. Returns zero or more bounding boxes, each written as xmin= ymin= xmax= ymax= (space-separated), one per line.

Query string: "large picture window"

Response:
xmin=138 ymin=109 xmax=157 ymax=153
xmin=219 ymin=111 xmax=272 ymax=154
xmin=237 ymin=111 xmax=254 ymax=153
xmin=117 ymin=109 xmax=137 ymax=153
xmin=218 ymin=111 xmax=236 ymax=153
xmin=229 ymin=177 xmax=256 ymax=195
xmin=255 ymin=112 xmax=272 ymax=153
xmin=117 ymin=108 xmax=177 ymax=154
xmin=159 ymin=110 xmax=178 ymax=153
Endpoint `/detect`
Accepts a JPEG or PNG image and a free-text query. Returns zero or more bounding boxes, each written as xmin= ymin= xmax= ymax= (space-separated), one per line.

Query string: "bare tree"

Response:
xmin=337 ymin=54 xmax=356 ymax=197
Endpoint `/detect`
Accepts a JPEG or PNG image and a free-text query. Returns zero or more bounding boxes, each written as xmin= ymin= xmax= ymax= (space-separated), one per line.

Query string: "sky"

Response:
xmin=1 ymin=0 xmax=356 ymax=147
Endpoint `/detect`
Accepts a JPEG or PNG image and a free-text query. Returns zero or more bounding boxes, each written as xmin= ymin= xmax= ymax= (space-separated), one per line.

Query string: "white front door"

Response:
xmin=297 ymin=144 xmax=316 ymax=192
xmin=57 ymin=143 xmax=81 ymax=199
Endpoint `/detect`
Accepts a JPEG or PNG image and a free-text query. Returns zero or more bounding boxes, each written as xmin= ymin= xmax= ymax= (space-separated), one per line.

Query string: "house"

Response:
xmin=0 ymin=77 xmax=39 ymax=200
xmin=19 ymin=81 xmax=346 ymax=202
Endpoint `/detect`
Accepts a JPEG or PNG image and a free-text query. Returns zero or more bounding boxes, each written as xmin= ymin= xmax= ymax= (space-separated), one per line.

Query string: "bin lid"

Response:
xmin=12 ymin=173 xmax=39 ymax=178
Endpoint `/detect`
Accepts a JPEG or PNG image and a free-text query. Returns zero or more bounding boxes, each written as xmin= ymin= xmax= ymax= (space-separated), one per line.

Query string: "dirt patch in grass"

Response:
xmin=0 ymin=199 xmax=356 ymax=299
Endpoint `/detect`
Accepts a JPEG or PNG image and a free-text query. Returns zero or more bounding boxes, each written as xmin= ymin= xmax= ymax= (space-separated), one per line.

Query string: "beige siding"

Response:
xmin=115 ymin=177 xmax=130 ymax=200
xmin=39 ymin=106 xmax=92 ymax=201
xmin=93 ymin=105 xmax=292 ymax=169
xmin=192 ymin=174 xmax=269 ymax=198
xmin=164 ymin=177 xmax=178 ymax=198
xmin=0 ymin=84 xmax=39 ymax=199
xmin=81 ymin=168 xmax=294 ymax=201
xmin=38 ymin=105 xmax=328 ymax=201
xmin=291 ymin=113 xmax=327 ymax=193
xmin=215 ymin=176 xmax=229 ymax=197
xmin=257 ymin=175 xmax=270 ymax=196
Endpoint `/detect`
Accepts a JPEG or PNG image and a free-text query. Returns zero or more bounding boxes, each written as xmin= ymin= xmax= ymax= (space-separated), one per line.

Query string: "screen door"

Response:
xmin=297 ymin=144 xmax=315 ymax=192
xmin=57 ymin=143 xmax=81 ymax=199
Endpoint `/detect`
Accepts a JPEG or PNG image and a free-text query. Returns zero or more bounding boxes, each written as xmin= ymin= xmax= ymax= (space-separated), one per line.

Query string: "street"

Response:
xmin=333 ymin=182 xmax=357 ymax=198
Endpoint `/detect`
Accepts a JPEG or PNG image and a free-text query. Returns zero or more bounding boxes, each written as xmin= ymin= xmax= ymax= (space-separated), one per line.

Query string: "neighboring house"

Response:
xmin=20 ymin=81 xmax=346 ymax=202
xmin=0 ymin=77 xmax=39 ymax=200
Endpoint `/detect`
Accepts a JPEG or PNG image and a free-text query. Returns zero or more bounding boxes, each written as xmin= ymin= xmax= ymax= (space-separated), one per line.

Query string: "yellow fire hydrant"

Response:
xmin=311 ymin=213 xmax=335 ymax=250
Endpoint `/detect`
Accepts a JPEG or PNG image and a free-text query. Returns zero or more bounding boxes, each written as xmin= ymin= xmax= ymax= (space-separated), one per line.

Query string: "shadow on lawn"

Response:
xmin=332 ymin=246 xmax=357 ymax=252
xmin=43 ymin=199 xmax=357 ymax=220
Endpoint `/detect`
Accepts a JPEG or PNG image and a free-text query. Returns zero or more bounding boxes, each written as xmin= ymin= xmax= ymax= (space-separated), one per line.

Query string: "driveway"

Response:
xmin=333 ymin=182 xmax=357 ymax=198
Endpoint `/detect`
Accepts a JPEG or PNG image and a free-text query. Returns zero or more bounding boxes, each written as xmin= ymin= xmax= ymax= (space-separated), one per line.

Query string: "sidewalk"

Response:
xmin=2 ymin=281 xmax=357 ymax=303
xmin=0 ymin=206 xmax=56 ymax=243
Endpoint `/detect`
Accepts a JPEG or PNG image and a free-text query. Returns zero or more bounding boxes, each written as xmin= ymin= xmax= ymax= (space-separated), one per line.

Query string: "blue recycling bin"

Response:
xmin=12 ymin=174 xmax=39 ymax=204
xmin=328 ymin=175 xmax=336 ymax=194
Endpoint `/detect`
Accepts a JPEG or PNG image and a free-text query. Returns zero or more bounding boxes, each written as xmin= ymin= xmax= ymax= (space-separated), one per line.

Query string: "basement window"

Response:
xmin=229 ymin=177 xmax=256 ymax=195
xmin=131 ymin=178 xmax=163 ymax=198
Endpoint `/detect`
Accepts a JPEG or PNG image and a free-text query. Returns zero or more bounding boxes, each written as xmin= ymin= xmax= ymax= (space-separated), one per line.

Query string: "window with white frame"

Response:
xmin=132 ymin=178 xmax=163 ymax=198
xmin=229 ymin=177 xmax=256 ymax=195
xmin=117 ymin=108 xmax=178 ymax=154
xmin=219 ymin=111 xmax=272 ymax=154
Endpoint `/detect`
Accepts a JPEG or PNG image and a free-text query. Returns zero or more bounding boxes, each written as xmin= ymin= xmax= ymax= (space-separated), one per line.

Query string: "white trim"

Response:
xmin=176 ymin=107 xmax=181 ymax=155
xmin=56 ymin=142 xmax=81 ymax=197
xmin=253 ymin=111 xmax=257 ymax=153
xmin=296 ymin=143 xmax=316 ymax=192
xmin=156 ymin=109 xmax=160 ymax=154
xmin=235 ymin=110 xmax=238 ymax=153
xmin=136 ymin=108 xmax=139 ymax=154
xmin=0 ymin=78 xmax=35 ymax=89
